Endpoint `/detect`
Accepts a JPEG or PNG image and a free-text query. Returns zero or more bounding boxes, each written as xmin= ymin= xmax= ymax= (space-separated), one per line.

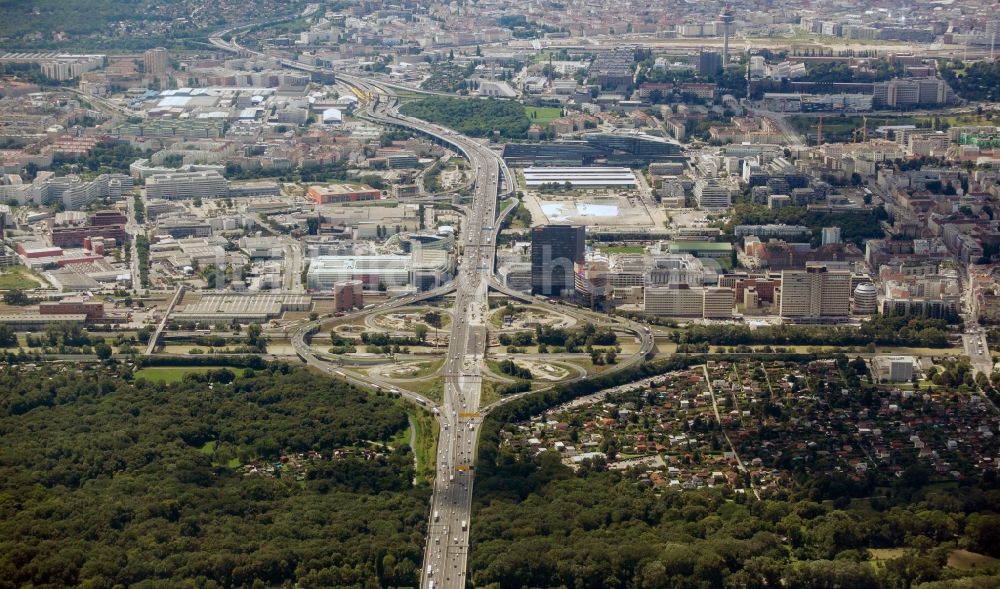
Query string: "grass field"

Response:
xmin=410 ymin=409 xmax=439 ymax=482
xmin=526 ymin=106 xmax=563 ymax=125
xmin=948 ymin=549 xmax=1000 ymax=570
xmin=0 ymin=266 xmax=42 ymax=290
xmin=600 ymin=245 xmax=646 ymax=254
xmin=133 ymin=366 xmax=248 ymax=383
xmin=394 ymin=90 xmax=429 ymax=104
xmin=480 ymin=380 xmax=501 ymax=407
xmin=406 ymin=358 xmax=445 ymax=379
xmin=870 ymin=548 xmax=1000 ymax=571
xmin=395 ymin=377 xmax=444 ymax=403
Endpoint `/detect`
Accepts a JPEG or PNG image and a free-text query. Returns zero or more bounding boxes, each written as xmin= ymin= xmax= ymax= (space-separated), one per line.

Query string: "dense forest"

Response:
xmin=470 ymin=358 xmax=1000 ymax=589
xmin=725 ymin=203 xmax=888 ymax=246
xmin=673 ymin=315 xmax=955 ymax=349
xmin=0 ymin=363 xmax=430 ymax=588
xmin=940 ymin=60 xmax=1000 ymax=102
xmin=399 ymin=96 xmax=531 ymax=138
xmin=51 ymin=140 xmax=153 ymax=178
xmin=471 ymin=457 xmax=1000 ymax=589
xmin=0 ymin=0 xmax=217 ymax=51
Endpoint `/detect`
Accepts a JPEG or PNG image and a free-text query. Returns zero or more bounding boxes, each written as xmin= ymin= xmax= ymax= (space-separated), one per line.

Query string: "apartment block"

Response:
xmin=778 ymin=266 xmax=852 ymax=320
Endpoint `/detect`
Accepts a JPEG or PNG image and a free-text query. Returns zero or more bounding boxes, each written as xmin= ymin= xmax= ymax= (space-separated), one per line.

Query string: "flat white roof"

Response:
xmin=523 ymin=166 xmax=637 ymax=186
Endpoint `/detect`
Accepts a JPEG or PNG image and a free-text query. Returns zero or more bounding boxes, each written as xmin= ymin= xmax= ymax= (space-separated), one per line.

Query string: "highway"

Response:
xmin=283 ymin=240 xmax=304 ymax=292
xmin=284 ymin=76 xmax=650 ymax=587
xmin=296 ymin=74 xmax=506 ymax=588
xmin=367 ymin=86 xmax=504 ymax=589
xmin=214 ymin=23 xmax=649 ymax=588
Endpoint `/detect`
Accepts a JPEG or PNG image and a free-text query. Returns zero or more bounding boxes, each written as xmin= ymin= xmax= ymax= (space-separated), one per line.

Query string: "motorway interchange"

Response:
xmin=213 ymin=25 xmax=653 ymax=588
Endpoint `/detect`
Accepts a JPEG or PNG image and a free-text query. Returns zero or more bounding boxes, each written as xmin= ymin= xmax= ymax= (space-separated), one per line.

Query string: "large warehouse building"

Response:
xmin=174 ymin=294 xmax=312 ymax=323
xmin=522 ymin=167 xmax=637 ymax=188
xmin=306 ymin=251 xmax=451 ymax=291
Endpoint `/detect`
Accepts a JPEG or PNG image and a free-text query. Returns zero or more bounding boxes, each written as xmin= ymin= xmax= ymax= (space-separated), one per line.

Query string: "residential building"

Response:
xmin=693 ymin=179 xmax=732 ymax=209
xmin=333 ymin=280 xmax=364 ymax=312
xmin=145 ymin=171 xmax=229 ymax=200
xmin=144 ymin=48 xmax=169 ymax=74
xmin=778 ymin=265 xmax=852 ymax=320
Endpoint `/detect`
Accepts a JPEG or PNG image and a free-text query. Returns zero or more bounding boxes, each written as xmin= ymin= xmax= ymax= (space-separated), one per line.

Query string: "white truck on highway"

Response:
xmin=461 ymin=520 xmax=467 ymax=531
xmin=433 ymin=510 xmax=440 ymax=522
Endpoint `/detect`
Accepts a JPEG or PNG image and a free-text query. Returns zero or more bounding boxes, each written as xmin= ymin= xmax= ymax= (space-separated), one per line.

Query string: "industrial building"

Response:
xmin=38 ymin=300 xmax=105 ymax=320
xmin=503 ymin=133 xmax=682 ymax=167
xmin=522 ymin=167 xmax=637 ymax=188
xmin=308 ymin=183 xmax=381 ymax=204
xmin=306 ymin=252 xmax=450 ymax=291
xmin=174 ymin=294 xmax=312 ymax=323
xmin=0 ymin=314 xmax=88 ymax=329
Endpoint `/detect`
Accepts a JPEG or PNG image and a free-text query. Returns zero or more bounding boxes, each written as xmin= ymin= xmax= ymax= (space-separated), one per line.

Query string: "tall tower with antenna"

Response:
xmin=720 ymin=6 xmax=736 ymax=67
xmin=991 ymin=19 xmax=998 ymax=61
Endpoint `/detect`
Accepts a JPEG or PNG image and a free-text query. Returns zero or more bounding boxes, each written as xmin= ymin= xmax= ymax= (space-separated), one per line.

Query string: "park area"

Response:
xmin=0 ymin=266 xmax=43 ymax=290
xmin=133 ymin=366 xmax=249 ymax=383
xmin=525 ymin=106 xmax=563 ymax=125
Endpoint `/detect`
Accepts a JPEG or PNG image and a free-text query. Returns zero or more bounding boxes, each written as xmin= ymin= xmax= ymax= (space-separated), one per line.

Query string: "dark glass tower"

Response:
xmin=531 ymin=224 xmax=585 ymax=296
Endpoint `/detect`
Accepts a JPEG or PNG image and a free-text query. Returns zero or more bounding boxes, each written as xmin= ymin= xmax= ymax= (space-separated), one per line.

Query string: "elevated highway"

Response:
xmin=213 ymin=21 xmax=653 ymax=589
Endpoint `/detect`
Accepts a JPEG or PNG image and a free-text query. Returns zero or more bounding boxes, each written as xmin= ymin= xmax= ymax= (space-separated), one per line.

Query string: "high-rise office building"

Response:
xmin=698 ymin=50 xmax=722 ymax=76
xmin=144 ymin=47 xmax=169 ymax=74
xmin=779 ymin=265 xmax=852 ymax=319
xmin=531 ymin=224 xmax=584 ymax=296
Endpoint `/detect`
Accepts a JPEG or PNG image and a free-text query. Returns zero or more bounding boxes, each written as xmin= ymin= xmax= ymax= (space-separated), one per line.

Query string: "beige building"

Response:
xmin=644 ymin=284 xmax=704 ymax=317
xmin=702 ymin=287 xmax=735 ymax=319
xmin=144 ymin=48 xmax=169 ymax=74
xmin=778 ymin=266 xmax=852 ymax=319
